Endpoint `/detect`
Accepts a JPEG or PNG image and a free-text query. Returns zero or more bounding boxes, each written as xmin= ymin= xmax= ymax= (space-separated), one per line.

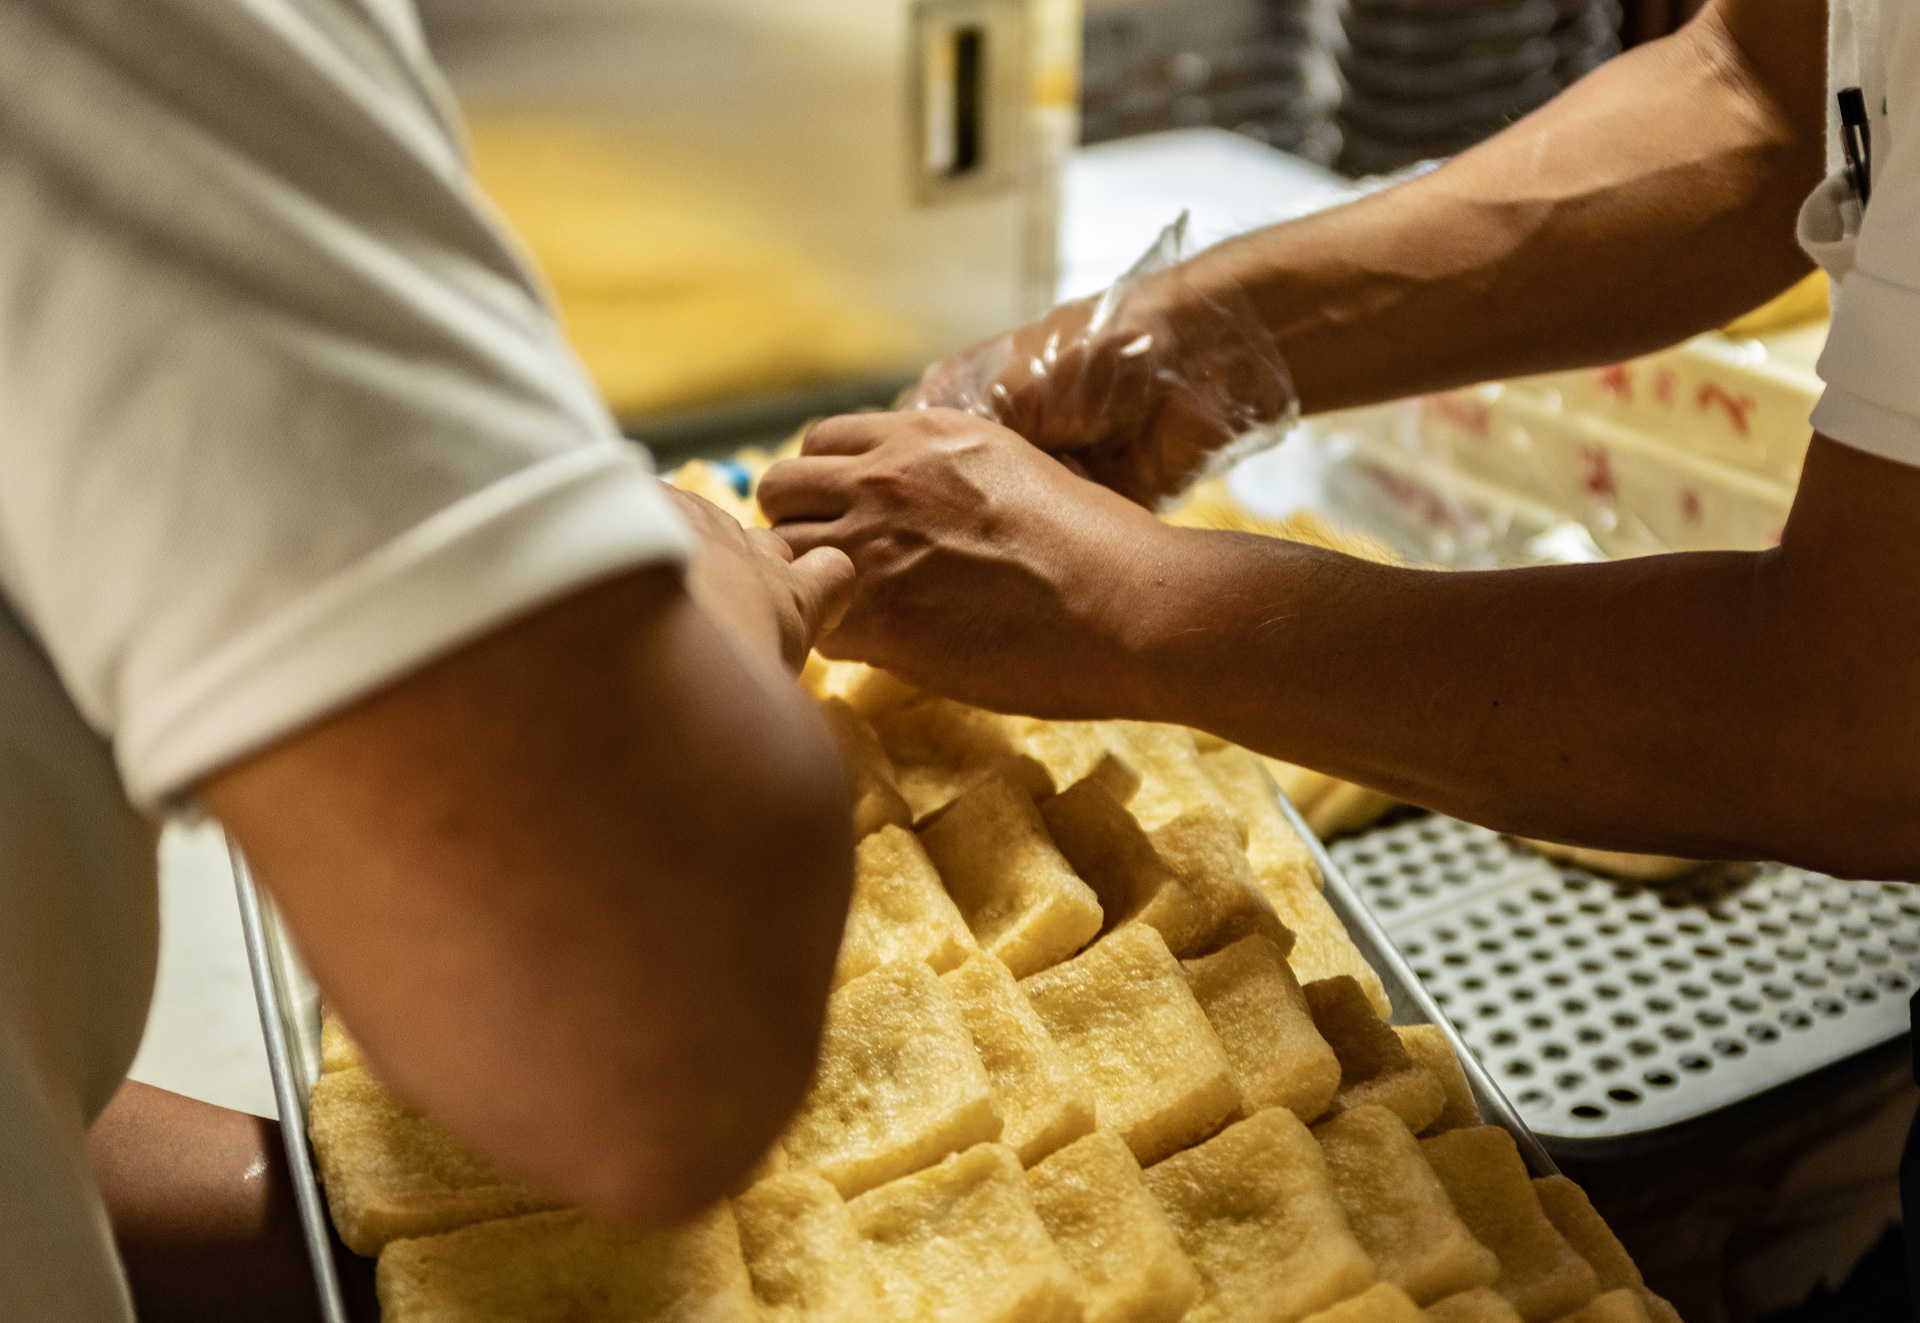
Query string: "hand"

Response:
xmin=759 ymin=408 xmax=1183 ymax=717
xmin=664 ymin=484 xmax=853 ymax=672
xmin=910 ymin=259 xmax=1294 ymax=507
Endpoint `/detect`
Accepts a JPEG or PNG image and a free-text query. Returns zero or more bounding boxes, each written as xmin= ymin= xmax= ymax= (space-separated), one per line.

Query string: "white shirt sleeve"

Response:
xmin=1809 ymin=4 xmax=1920 ymax=468
xmin=0 ymin=0 xmax=694 ymax=808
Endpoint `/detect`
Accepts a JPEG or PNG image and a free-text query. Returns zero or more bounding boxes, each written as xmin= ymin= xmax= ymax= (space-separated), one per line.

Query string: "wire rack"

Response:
xmin=1330 ymin=814 xmax=1920 ymax=1153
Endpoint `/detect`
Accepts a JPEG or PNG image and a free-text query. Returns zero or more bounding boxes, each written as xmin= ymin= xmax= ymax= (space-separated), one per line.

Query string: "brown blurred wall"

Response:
xmin=1620 ymin=0 xmax=1710 ymax=46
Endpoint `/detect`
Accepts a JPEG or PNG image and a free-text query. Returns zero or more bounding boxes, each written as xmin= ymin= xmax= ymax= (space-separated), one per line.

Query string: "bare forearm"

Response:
xmin=1120 ymin=442 xmax=1920 ymax=878
xmin=1185 ymin=2 xmax=1825 ymax=414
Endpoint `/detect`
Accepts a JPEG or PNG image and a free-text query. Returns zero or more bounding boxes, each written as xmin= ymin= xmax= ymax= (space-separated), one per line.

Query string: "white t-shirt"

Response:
xmin=0 ymin=1 xmax=692 ymax=1315
xmin=1801 ymin=0 xmax=1920 ymax=466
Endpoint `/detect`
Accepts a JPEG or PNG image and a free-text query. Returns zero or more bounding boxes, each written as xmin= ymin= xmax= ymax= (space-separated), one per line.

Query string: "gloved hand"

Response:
xmin=909 ymin=216 xmax=1297 ymax=508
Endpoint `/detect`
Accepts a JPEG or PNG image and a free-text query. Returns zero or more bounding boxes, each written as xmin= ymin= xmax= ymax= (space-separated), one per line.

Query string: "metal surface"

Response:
xmin=1331 ymin=813 xmax=1920 ymax=1157
xmin=233 ymin=849 xmax=360 ymax=1323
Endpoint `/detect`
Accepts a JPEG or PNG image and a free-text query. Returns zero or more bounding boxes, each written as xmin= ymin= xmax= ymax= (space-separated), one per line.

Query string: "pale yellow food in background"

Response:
xmin=1101 ymin=723 xmax=1246 ymax=838
xmin=1553 ymin=1290 xmax=1656 ymax=1323
xmin=849 ymin=1143 xmax=1083 ymax=1323
xmin=1143 ymin=1107 xmax=1376 ymax=1323
xmin=320 ymin=1005 xmax=362 ymax=1075
xmin=1150 ymin=810 xmax=1296 ymax=956
xmin=817 ymin=698 xmax=913 ymax=840
xmin=781 ymin=961 xmax=1003 ymax=1198
xmin=308 ymin=1068 xmax=562 ymax=1257
xmin=834 ymin=825 xmax=979 ymax=989
xmin=1532 ymin=1178 xmax=1680 ymax=1323
xmin=1306 ymin=978 xmax=1447 ymax=1133
xmin=1182 ymin=934 xmax=1341 ymax=1122
xmin=1024 ymin=924 xmax=1242 ymax=1166
xmin=1299 ymin=1282 xmax=1426 ymax=1323
xmin=733 ymin=1170 xmax=881 ymax=1323
xmin=1396 ymin=1025 xmax=1485 ymax=1135
xmin=1425 ymin=1287 xmax=1528 ymax=1323
xmin=1025 ymin=1130 xmax=1202 ymax=1323
xmin=1199 ymin=745 xmax=1324 ymax=891
xmin=1421 ymin=1128 xmax=1599 ymax=1323
xmin=1264 ymin=877 xmax=1395 ymax=1018
xmin=1314 ymin=1106 xmax=1500 ymax=1304
xmin=1041 ymin=778 xmax=1212 ymax=957
xmin=920 ymin=775 xmax=1105 ymax=978
xmin=375 ymin=1205 xmax=755 ymax=1323
xmin=943 ymin=955 xmax=1098 ymax=1167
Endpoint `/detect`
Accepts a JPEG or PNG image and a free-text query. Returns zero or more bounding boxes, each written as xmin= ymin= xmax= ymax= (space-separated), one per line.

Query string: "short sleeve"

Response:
xmin=0 ymin=0 xmax=693 ymax=808
xmin=1811 ymin=9 xmax=1920 ymax=468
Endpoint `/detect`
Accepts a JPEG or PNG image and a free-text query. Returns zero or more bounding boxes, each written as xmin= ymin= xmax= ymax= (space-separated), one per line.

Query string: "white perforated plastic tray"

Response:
xmin=1330 ymin=814 xmax=1920 ymax=1153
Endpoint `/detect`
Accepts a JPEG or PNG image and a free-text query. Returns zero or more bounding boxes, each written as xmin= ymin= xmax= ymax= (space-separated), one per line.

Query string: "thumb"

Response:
xmin=787 ymin=546 xmax=856 ymax=656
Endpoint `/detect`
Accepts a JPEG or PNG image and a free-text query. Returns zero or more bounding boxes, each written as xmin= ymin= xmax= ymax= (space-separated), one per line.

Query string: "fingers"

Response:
xmin=771 ymin=515 xmax=852 ymax=561
xmin=786 ymin=547 xmax=856 ymax=658
xmin=800 ymin=413 xmax=897 ymax=456
xmin=746 ymin=526 xmax=794 ymax=565
xmin=758 ymin=456 xmax=854 ymax=524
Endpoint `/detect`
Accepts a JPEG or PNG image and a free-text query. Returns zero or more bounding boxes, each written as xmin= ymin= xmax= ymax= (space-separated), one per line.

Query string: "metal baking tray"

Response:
xmin=235 ymin=793 xmax=1557 ymax=1323
xmin=1330 ymin=812 xmax=1920 ymax=1160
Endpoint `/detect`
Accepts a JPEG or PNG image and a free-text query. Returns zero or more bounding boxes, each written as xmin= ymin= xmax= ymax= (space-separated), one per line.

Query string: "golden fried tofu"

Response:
xmin=1023 ymin=924 xmax=1241 ymax=1165
xmin=1420 ymin=1129 xmax=1598 ymax=1323
xmin=783 ymin=962 xmax=1002 ymax=1197
xmin=1099 ymin=723 xmax=1244 ymax=836
xmin=320 ymin=1004 xmax=362 ymax=1074
xmin=1553 ymin=1290 xmax=1655 ymax=1323
xmin=375 ymin=1205 xmax=757 ymax=1323
xmin=899 ymin=756 xmax=1055 ymax=824
xmin=849 ymin=1143 xmax=1082 ymax=1323
xmin=1532 ymin=1179 xmax=1677 ymax=1323
xmin=1182 ymin=935 xmax=1340 ymax=1121
xmin=1256 ymin=876 xmax=1391 ymax=1016
xmin=818 ymin=698 xmax=913 ymax=839
xmin=870 ymin=698 xmax=1054 ymax=821
xmin=1026 ymin=1131 xmax=1201 ymax=1323
xmin=1395 ymin=1026 xmax=1483 ymax=1135
xmin=734 ymin=1171 xmax=882 ymax=1323
xmin=1306 ymin=782 xmax=1398 ymax=838
xmin=1197 ymin=745 xmax=1322 ymax=891
xmin=1304 ymin=978 xmax=1445 ymax=1133
xmin=835 ymin=826 xmax=979 ymax=989
xmin=1299 ymin=1282 xmax=1424 ymax=1323
xmin=1424 ymin=1288 xmax=1525 ymax=1323
xmin=1007 ymin=718 xmax=1124 ymax=795
xmin=920 ymin=776 xmax=1104 ymax=977
xmin=1143 ymin=1108 xmax=1375 ymax=1323
xmin=729 ymin=1141 xmax=789 ymax=1196
xmin=942 ymin=956 xmax=1097 ymax=1166
xmin=1040 ymin=778 xmax=1211 ymax=956
xmin=1313 ymin=1106 xmax=1498 ymax=1304
xmin=1148 ymin=810 xmax=1293 ymax=957
xmin=307 ymin=1068 xmax=561 ymax=1256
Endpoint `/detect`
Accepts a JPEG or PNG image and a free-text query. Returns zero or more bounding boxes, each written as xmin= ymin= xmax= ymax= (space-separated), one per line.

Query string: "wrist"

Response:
xmin=1101 ymin=524 xmax=1257 ymax=725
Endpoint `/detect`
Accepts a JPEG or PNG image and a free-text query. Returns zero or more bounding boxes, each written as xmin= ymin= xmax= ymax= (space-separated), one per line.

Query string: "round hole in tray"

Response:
xmin=1597 ymin=922 xmax=1623 ymax=938
xmin=1579 ymin=960 xmax=1606 ymax=976
xmin=1398 ymin=860 xmax=1423 ymax=877
xmin=1517 ymin=1089 xmax=1551 ymax=1108
xmin=1763 ymin=982 xmax=1794 ymax=1000
xmin=1527 ymin=1014 xmax=1554 ymax=1031
xmin=1627 ymin=1038 xmax=1658 ymax=1057
xmin=1569 ymin=1103 xmax=1607 ymax=1121
xmin=1727 ymin=932 xmax=1757 ymax=948
xmin=1610 ymin=1011 xmax=1640 ymax=1029
xmin=1695 ymin=1009 xmax=1727 ymax=1028
xmin=1646 ymin=932 xmax=1674 ymax=948
xmin=1781 ymin=1008 xmax=1813 ymax=1029
xmin=1846 ymin=983 xmax=1878 ymax=1003
xmin=1794 ymin=970 xmax=1827 ymax=988
xmin=1679 ymin=1053 xmax=1712 ymax=1072
xmin=1512 ymin=987 xmax=1537 ymax=1003
xmin=1661 ymin=957 xmax=1691 ymax=974
xmin=1712 ymin=1038 xmax=1746 ymax=1057
xmin=1731 ymin=995 xmax=1762 ymax=1013
xmin=1476 ymin=1003 xmax=1501 ymax=1019
xmin=1613 ymin=946 xmax=1640 ymax=963
xmin=1644 ymin=1070 xmax=1677 ymax=1088
xmin=1814 ymin=995 xmax=1846 ymax=1016
xmin=1594 ymin=983 xmax=1622 ymax=1000
xmin=1495 ymin=961 xmax=1522 ymax=977
xmin=1676 ymin=919 xmax=1707 ymax=936
xmin=1746 ymin=957 xmax=1777 ymax=974
xmin=1443 ymin=952 xmax=1470 ymax=967
xmin=1628 ymin=970 xmax=1658 ymax=987
xmin=1862 ymin=948 xmax=1891 ymax=966
xmin=1747 ymin=1022 xmax=1780 ymax=1043
xmin=1777 ymin=945 xmax=1807 ymax=962
xmin=1532 ymin=948 xmax=1557 ymax=964
xmin=1810 ymin=935 xmax=1839 ymax=953
xmin=1829 ymin=957 xmax=1860 ymax=976
xmin=1593 ymin=1054 xmax=1623 ymax=1073
xmin=1545 ymin=972 xmax=1573 ymax=989
xmin=1877 ymin=971 xmax=1911 ymax=991
xmin=1561 ymin=997 xmax=1589 ymax=1016
xmin=1489 ymin=1029 xmax=1518 ymax=1047
xmin=1607 ymin=1087 xmax=1642 ymax=1105
xmin=1350 ymin=852 xmax=1377 ymax=866
xmin=1545 ymin=913 xmax=1571 ymax=928
xmin=1712 ymin=969 xmax=1743 ymax=986
xmin=1541 ymin=1043 xmax=1570 ymax=1061
xmin=1477 ymin=938 xmax=1503 ymax=954
xmin=1555 ymin=1072 xmax=1586 ymax=1091
xmin=1460 ymin=975 xmax=1485 ymax=992
xmin=1660 ymin=1024 xmax=1693 ymax=1042
xmin=1646 ymin=996 xmax=1676 ymax=1014
xmin=1564 ymin=875 xmax=1593 ymax=892
xmin=1433 ymin=926 xmax=1459 ymax=944
xmin=1505 ymin=1060 xmax=1534 ymax=1078
xmin=1576 ymin=1026 xmax=1604 ymax=1044
xmin=1679 ymin=983 xmax=1710 ymax=1000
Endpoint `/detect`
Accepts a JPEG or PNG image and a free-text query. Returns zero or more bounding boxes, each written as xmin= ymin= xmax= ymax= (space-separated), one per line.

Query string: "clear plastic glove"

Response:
xmin=910 ymin=214 xmax=1298 ymax=508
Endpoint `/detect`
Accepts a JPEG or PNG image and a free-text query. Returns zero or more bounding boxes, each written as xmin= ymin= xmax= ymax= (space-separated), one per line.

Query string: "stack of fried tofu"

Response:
xmin=308 ymin=664 xmax=1681 ymax=1323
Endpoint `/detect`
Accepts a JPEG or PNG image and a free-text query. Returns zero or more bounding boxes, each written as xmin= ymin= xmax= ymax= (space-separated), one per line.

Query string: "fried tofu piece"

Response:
xmin=943 ymin=956 xmax=1097 ymax=1166
xmin=835 ymin=826 xmax=980 ymax=989
xmin=1026 ymin=1131 xmax=1201 ymax=1323
xmin=870 ymin=698 xmax=1050 ymax=820
xmin=734 ymin=1171 xmax=882 ymax=1323
xmin=1424 ymin=1289 xmax=1525 ymax=1323
xmin=308 ymin=1068 xmax=562 ymax=1256
xmin=1023 ymin=924 xmax=1241 ymax=1165
xmin=920 ymin=776 xmax=1104 ymax=977
xmin=849 ymin=1143 xmax=1082 ymax=1323
xmin=1198 ymin=746 xmax=1323 ymax=891
xmin=1396 ymin=1026 xmax=1483 ymax=1135
xmin=1420 ymin=1129 xmax=1598 ymax=1323
xmin=729 ymin=1141 xmax=789 ymax=1196
xmin=783 ymin=962 xmax=1003 ymax=1197
xmin=1554 ymin=1291 xmax=1655 ymax=1323
xmin=375 ymin=1205 xmax=757 ymax=1323
xmin=1040 ymin=778 xmax=1211 ymax=957
xmin=1143 ymin=1108 xmax=1375 ymax=1323
xmin=1182 ymin=935 xmax=1341 ymax=1121
xmin=1257 ymin=875 xmax=1392 ymax=1017
xmin=1099 ymin=722 xmax=1244 ymax=836
xmin=1314 ymin=1107 xmax=1498 ymax=1304
xmin=1532 ymin=1179 xmax=1678 ymax=1323
xmin=1307 ymin=782 xmax=1399 ymax=838
xmin=1300 ymin=1283 xmax=1424 ymax=1323
xmin=1148 ymin=810 xmax=1293 ymax=957
xmin=1305 ymin=978 xmax=1446 ymax=1133
xmin=818 ymin=698 xmax=913 ymax=839
xmin=1008 ymin=718 xmax=1124 ymax=795
xmin=320 ymin=1004 xmax=362 ymax=1074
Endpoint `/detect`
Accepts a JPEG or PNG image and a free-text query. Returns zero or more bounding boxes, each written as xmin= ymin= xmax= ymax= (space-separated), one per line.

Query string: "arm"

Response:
xmin=763 ymin=418 xmax=1920 ymax=881
xmin=921 ymin=0 xmax=1827 ymax=499
xmin=205 ymin=499 xmax=856 ymax=1224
